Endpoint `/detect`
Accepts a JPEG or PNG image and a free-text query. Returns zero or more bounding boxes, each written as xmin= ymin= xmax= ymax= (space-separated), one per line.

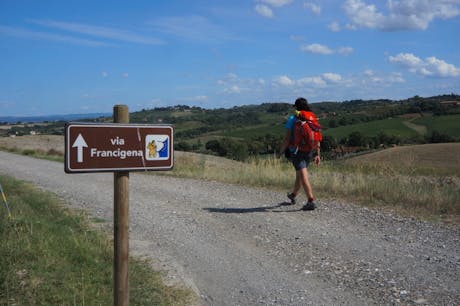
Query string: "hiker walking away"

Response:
xmin=278 ymin=97 xmax=322 ymax=211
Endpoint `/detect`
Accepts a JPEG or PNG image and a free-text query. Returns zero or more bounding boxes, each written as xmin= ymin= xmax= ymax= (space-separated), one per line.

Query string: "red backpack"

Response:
xmin=291 ymin=111 xmax=322 ymax=153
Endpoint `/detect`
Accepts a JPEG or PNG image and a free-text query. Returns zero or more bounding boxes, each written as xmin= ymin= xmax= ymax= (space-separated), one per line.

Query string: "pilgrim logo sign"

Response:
xmin=65 ymin=123 xmax=173 ymax=173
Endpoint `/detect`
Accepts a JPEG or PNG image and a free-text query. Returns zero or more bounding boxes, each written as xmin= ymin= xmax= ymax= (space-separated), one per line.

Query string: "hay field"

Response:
xmin=0 ymin=135 xmax=64 ymax=154
xmin=345 ymin=143 xmax=460 ymax=175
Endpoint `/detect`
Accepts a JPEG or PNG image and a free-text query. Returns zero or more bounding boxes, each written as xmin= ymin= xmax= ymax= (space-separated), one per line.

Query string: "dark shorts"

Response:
xmin=290 ymin=151 xmax=311 ymax=171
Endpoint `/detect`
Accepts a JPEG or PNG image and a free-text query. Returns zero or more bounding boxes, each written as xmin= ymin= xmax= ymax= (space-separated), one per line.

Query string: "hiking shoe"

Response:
xmin=302 ymin=201 xmax=317 ymax=211
xmin=287 ymin=193 xmax=297 ymax=205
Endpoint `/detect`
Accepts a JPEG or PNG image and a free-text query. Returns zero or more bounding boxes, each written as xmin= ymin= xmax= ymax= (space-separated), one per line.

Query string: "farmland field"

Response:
xmin=216 ymin=123 xmax=285 ymax=139
xmin=323 ymin=117 xmax=418 ymax=139
xmin=344 ymin=143 xmax=460 ymax=176
xmin=413 ymin=114 xmax=460 ymax=137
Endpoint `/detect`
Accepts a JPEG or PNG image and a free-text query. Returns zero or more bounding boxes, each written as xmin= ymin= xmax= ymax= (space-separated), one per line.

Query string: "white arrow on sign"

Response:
xmin=72 ymin=133 xmax=88 ymax=163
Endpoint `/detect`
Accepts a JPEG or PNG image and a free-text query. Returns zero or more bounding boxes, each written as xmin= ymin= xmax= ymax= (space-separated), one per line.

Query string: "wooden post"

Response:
xmin=113 ymin=105 xmax=129 ymax=306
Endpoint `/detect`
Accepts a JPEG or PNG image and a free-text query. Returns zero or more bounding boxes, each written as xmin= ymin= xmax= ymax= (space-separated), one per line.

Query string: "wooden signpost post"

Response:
xmin=65 ymin=105 xmax=173 ymax=306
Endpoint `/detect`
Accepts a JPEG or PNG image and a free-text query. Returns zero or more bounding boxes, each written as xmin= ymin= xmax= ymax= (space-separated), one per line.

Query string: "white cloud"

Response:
xmin=301 ymin=43 xmax=354 ymax=56
xmin=338 ymin=46 xmax=354 ymax=56
xmin=363 ymin=70 xmax=405 ymax=84
xmin=388 ymin=73 xmax=405 ymax=83
xmin=298 ymin=76 xmax=327 ymax=87
xmin=122 ymin=73 xmax=129 ymax=78
xmin=300 ymin=43 xmax=333 ymax=55
xmin=274 ymin=75 xmax=295 ymax=86
xmin=274 ymin=73 xmax=344 ymax=88
xmin=259 ymin=0 xmax=293 ymax=7
xmin=328 ymin=21 xmax=341 ymax=32
xmin=304 ymin=3 xmax=321 ymax=15
xmin=364 ymin=69 xmax=374 ymax=76
xmin=218 ymin=73 xmax=265 ymax=94
xmin=344 ymin=0 xmax=384 ymax=29
xmin=322 ymin=73 xmax=342 ymax=82
xmin=255 ymin=0 xmax=293 ymax=18
xmin=389 ymin=53 xmax=460 ymax=77
xmin=224 ymin=86 xmax=242 ymax=94
xmin=218 ymin=73 xmax=239 ymax=86
xmin=424 ymin=56 xmax=460 ymax=77
xmin=101 ymin=71 xmax=108 ymax=78
xmin=388 ymin=53 xmax=422 ymax=68
xmin=344 ymin=0 xmax=460 ymax=31
xmin=255 ymin=4 xmax=274 ymax=18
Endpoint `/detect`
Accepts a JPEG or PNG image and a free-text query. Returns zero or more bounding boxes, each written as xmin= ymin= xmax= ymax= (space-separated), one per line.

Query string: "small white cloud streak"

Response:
xmin=301 ymin=43 xmax=354 ymax=56
xmin=0 ymin=25 xmax=111 ymax=47
xmin=338 ymin=46 xmax=354 ymax=55
xmin=300 ymin=43 xmax=333 ymax=55
xmin=255 ymin=4 xmax=274 ymax=18
xmin=328 ymin=21 xmax=341 ymax=32
xmin=259 ymin=0 xmax=293 ymax=7
xmin=29 ymin=19 xmax=164 ymax=45
xmin=304 ymin=3 xmax=321 ymax=15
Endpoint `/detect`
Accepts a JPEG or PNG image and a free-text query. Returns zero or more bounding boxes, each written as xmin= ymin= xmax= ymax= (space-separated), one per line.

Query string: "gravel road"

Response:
xmin=1 ymin=151 xmax=459 ymax=305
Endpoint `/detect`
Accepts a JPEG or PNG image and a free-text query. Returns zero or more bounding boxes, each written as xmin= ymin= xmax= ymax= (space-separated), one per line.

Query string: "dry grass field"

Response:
xmin=345 ymin=143 xmax=460 ymax=175
xmin=0 ymin=135 xmax=64 ymax=155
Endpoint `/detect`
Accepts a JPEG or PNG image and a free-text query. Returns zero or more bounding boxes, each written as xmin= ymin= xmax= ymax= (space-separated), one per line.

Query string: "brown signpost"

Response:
xmin=65 ymin=123 xmax=173 ymax=173
xmin=65 ymin=105 xmax=173 ymax=306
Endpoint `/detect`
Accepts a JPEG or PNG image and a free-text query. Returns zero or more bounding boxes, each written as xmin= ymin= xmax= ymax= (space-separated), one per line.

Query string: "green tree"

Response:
xmin=205 ymin=140 xmax=227 ymax=156
xmin=347 ymin=131 xmax=367 ymax=147
xmin=320 ymin=135 xmax=336 ymax=152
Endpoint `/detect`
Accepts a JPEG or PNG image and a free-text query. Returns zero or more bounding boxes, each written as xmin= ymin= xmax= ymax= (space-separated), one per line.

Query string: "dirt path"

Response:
xmin=1 ymin=151 xmax=459 ymax=305
xmin=402 ymin=119 xmax=428 ymax=135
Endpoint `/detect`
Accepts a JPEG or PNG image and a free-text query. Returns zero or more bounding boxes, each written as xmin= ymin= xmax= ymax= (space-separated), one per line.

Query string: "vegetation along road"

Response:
xmin=0 ymin=151 xmax=459 ymax=305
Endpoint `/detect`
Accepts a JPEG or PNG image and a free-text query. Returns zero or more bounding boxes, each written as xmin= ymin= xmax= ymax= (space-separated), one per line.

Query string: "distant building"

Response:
xmin=440 ymin=101 xmax=460 ymax=106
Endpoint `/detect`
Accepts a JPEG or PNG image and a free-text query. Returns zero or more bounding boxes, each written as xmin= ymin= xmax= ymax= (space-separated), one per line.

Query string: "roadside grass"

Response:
xmin=168 ymin=151 xmax=460 ymax=224
xmin=0 ymin=146 xmax=63 ymax=162
xmin=0 ymin=175 xmax=192 ymax=305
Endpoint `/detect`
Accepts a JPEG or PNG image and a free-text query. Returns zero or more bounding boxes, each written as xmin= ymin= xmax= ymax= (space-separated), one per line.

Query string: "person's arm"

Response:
xmin=277 ymin=129 xmax=291 ymax=158
xmin=314 ymin=142 xmax=321 ymax=166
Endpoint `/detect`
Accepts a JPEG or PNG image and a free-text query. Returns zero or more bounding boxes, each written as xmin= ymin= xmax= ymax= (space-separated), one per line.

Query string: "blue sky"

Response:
xmin=1 ymin=0 xmax=459 ymax=116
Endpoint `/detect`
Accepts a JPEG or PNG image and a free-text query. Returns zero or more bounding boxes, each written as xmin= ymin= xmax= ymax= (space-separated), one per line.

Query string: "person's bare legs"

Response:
xmin=292 ymin=168 xmax=314 ymax=200
xmin=298 ymin=168 xmax=314 ymax=201
xmin=292 ymin=171 xmax=301 ymax=196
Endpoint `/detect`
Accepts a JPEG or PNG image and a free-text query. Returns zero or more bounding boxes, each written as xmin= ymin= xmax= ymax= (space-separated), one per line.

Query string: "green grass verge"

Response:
xmin=0 ymin=175 xmax=192 ymax=305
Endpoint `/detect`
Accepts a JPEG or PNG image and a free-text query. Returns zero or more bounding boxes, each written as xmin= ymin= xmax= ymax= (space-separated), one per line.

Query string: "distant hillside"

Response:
xmin=126 ymin=95 xmax=459 ymax=160
xmin=2 ymin=94 xmax=459 ymax=160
